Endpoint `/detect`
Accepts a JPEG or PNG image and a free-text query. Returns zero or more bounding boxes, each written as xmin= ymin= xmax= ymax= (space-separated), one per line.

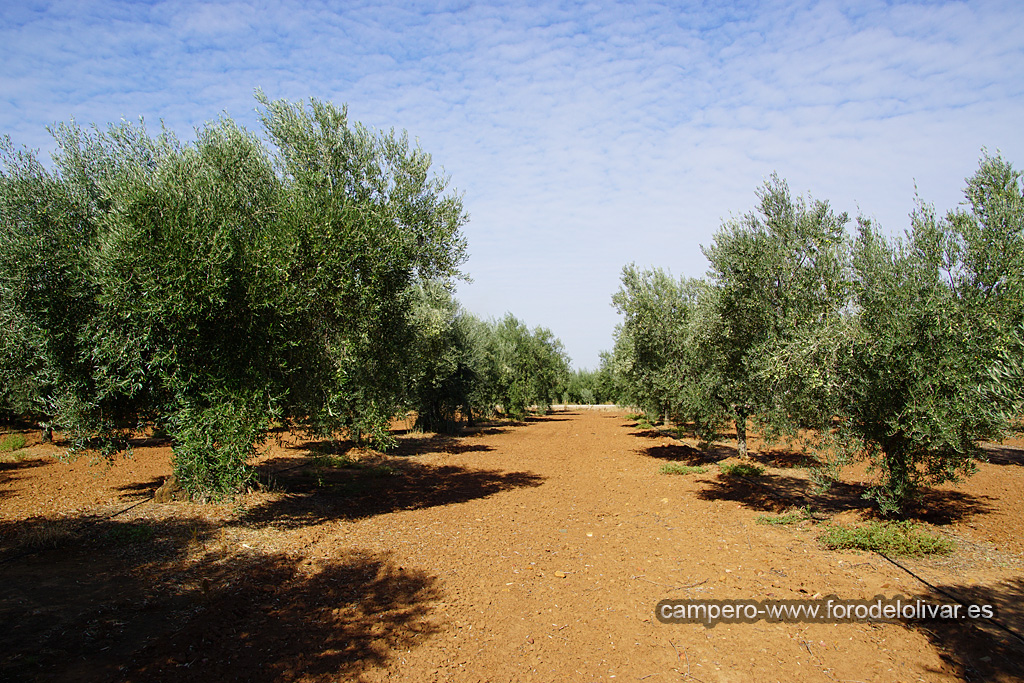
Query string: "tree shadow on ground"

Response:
xmin=242 ymin=463 xmax=544 ymax=529
xmin=910 ymin=577 xmax=1024 ymax=682
xmin=116 ymin=478 xmax=169 ymax=498
xmin=280 ymin=435 xmax=496 ymax=461
xmin=1 ymin=515 xmax=217 ymax=681
xmin=390 ymin=435 xmax=495 ymax=457
xmin=643 ymin=443 xmax=708 ymax=465
xmin=751 ymin=449 xmax=820 ymax=469
xmin=693 ymin=471 xmax=994 ymax=523
xmin=0 ymin=513 xmax=213 ymax=569
xmin=981 ymin=442 xmax=1024 ymax=466
xmin=0 ymin=456 xmax=50 ymax=502
xmin=461 ymin=426 xmax=510 ymax=436
xmin=287 ymin=420 xmax=512 ymax=460
xmin=641 ymin=441 xmax=750 ymax=464
xmin=119 ymin=550 xmax=439 ymax=682
xmin=0 ymin=515 xmax=439 ymax=683
xmin=639 ymin=438 xmax=751 ymax=461
xmin=635 ymin=431 xmax=993 ymax=524
xmin=695 ymin=472 xmax=829 ymax=514
xmin=629 ymin=428 xmax=673 ymax=439
xmin=909 ymin=488 xmax=1001 ymax=526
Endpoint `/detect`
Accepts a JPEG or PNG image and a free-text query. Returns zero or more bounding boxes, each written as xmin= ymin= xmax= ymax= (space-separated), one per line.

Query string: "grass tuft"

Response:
xmin=15 ymin=519 xmax=81 ymax=550
xmin=756 ymin=511 xmax=804 ymax=525
xmin=659 ymin=463 xmax=708 ymax=475
xmin=0 ymin=433 xmax=28 ymax=453
xmin=757 ymin=506 xmax=815 ymax=525
xmin=309 ymin=453 xmax=357 ymax=468
xmin=818 ymin=520 xmax=954 ymax=556
xmin=719 ymin=462 xmax=765 ymax=477
xmin=106 ymin=523 xmax=156 ymax=545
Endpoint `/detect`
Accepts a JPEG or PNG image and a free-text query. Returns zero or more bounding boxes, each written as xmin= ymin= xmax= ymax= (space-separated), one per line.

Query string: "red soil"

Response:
xmin=1 ymin=410 xmax=1022 ymax=682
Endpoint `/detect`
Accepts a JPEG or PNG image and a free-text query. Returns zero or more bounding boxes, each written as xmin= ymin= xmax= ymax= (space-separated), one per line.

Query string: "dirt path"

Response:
xmin=2 ymin=411 xmax=1023 ymax=682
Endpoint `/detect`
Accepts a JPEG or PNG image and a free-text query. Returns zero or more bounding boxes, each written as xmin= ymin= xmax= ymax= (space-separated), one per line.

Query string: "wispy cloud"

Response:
xmin=2 ymin=0 xmax=1022 ymax=367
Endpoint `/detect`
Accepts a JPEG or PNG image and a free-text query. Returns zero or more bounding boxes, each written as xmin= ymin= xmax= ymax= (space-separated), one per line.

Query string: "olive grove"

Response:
xmin=609 ymin=155 xmax=1024 ymax=513
xmin=0 ymin=95 xmax=568 ymax=496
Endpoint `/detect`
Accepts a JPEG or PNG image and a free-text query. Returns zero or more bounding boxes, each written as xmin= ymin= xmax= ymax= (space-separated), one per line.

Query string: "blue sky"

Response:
xmin=3 ymin=0 xmax=1023 ymax=368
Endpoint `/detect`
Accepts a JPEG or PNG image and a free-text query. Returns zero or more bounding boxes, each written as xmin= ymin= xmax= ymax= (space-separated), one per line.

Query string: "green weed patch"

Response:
xmin=756 ymin=511 xmax=805 ymax=525
xmin=719 ymin=462 xmax=765 ymax=477
xmin=659 ymin=463 xmax=708 ymax=475
xmin=818 ymin=520 xmax=954 ymax=556
xmin=0 ymin=433 xmax=27 ymax=453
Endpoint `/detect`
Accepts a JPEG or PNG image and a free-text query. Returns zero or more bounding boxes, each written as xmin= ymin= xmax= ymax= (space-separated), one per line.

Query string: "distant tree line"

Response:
xmin=0 ymin=94 xmax=569 ymax=497
xmin=608 ymin=154 xmax=1024 ymax=515
xmin=552 ymin=367 xmax=619 ymax=406
xmin=406 ymin=282 xmax=571 ymax=432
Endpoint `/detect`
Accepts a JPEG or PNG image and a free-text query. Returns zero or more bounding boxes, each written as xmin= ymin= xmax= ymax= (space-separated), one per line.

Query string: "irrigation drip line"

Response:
xmin=876 ymin=551 xmax=1024 ymax=647
xmin=3 ymin=448 xmax=1023 ymax=652
xmin=102 ymin=496 xmax=151 ymax=520
xmin=266 ymin=461 xmax=314 ymax=475
xmin=730 ymin=472 xmax=1024 ymax=649
xmin=0 ymin=495 xmax=153 ymax=566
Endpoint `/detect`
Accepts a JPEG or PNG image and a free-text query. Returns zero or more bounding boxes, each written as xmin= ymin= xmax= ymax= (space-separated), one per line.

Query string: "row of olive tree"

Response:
xmin=406 ymin=282 xmax=571 ymax=431
xmin=0 ymin=94 xmax=569 ymax=496
xmin=553 ymin=367 xmax=619 ymax=406
xmin=609 ymin=154 xmax=1024 ymax=514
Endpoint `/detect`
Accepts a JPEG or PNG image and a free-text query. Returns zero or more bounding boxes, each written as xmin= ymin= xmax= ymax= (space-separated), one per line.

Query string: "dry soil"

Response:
xmin=2 ymin=410 xmax=1023 ymax=682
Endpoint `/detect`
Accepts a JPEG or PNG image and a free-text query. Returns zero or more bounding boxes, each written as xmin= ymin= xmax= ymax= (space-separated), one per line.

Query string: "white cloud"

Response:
xmin=2 ymin=0 xmax=1022 ymax=367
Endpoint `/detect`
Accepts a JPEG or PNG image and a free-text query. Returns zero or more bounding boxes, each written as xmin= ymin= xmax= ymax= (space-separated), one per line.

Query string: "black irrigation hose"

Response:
xmin=0 ymin=494 xmax=153 ymax=566
xmin=876 ymin=550 xmax=1024 ymax=647
xmin=101 ymin=496 xmax=152 ymax=520
xmin=3 ymin=453 xmax=319 ymax=565
xmin=5 ymin=453 xmax=1024 ymax=652
xmin=729 ymin=472 xmax=1024 ymax=649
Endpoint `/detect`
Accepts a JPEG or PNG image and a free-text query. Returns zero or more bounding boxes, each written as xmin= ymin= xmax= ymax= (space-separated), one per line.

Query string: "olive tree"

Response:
xmin=609 ymin=265 xmax=725 ymax=436
xmin=485 ymin=314 xmax=570 ymax=420
xmin=407 ymin=282 xmax=487 ymax=433
xmin=840 ymin=156 xmax=1020 ymax=513
xmin=700 ymin=174 xmax=850 ymax=457
xmin=762 ymin=153 xmax=1024 ymax=514
xmin=556 ymin=368 xmax=617 ymax=405
xmin=611 ymin=265 xmax=688 ymax=422
xmin=0 ymin=94 xmax=468 ymax=496
xmin=0 ymin=136 xmax=100 ymax=441
xmin=255 ymin=93 xmax=467 ymax=451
